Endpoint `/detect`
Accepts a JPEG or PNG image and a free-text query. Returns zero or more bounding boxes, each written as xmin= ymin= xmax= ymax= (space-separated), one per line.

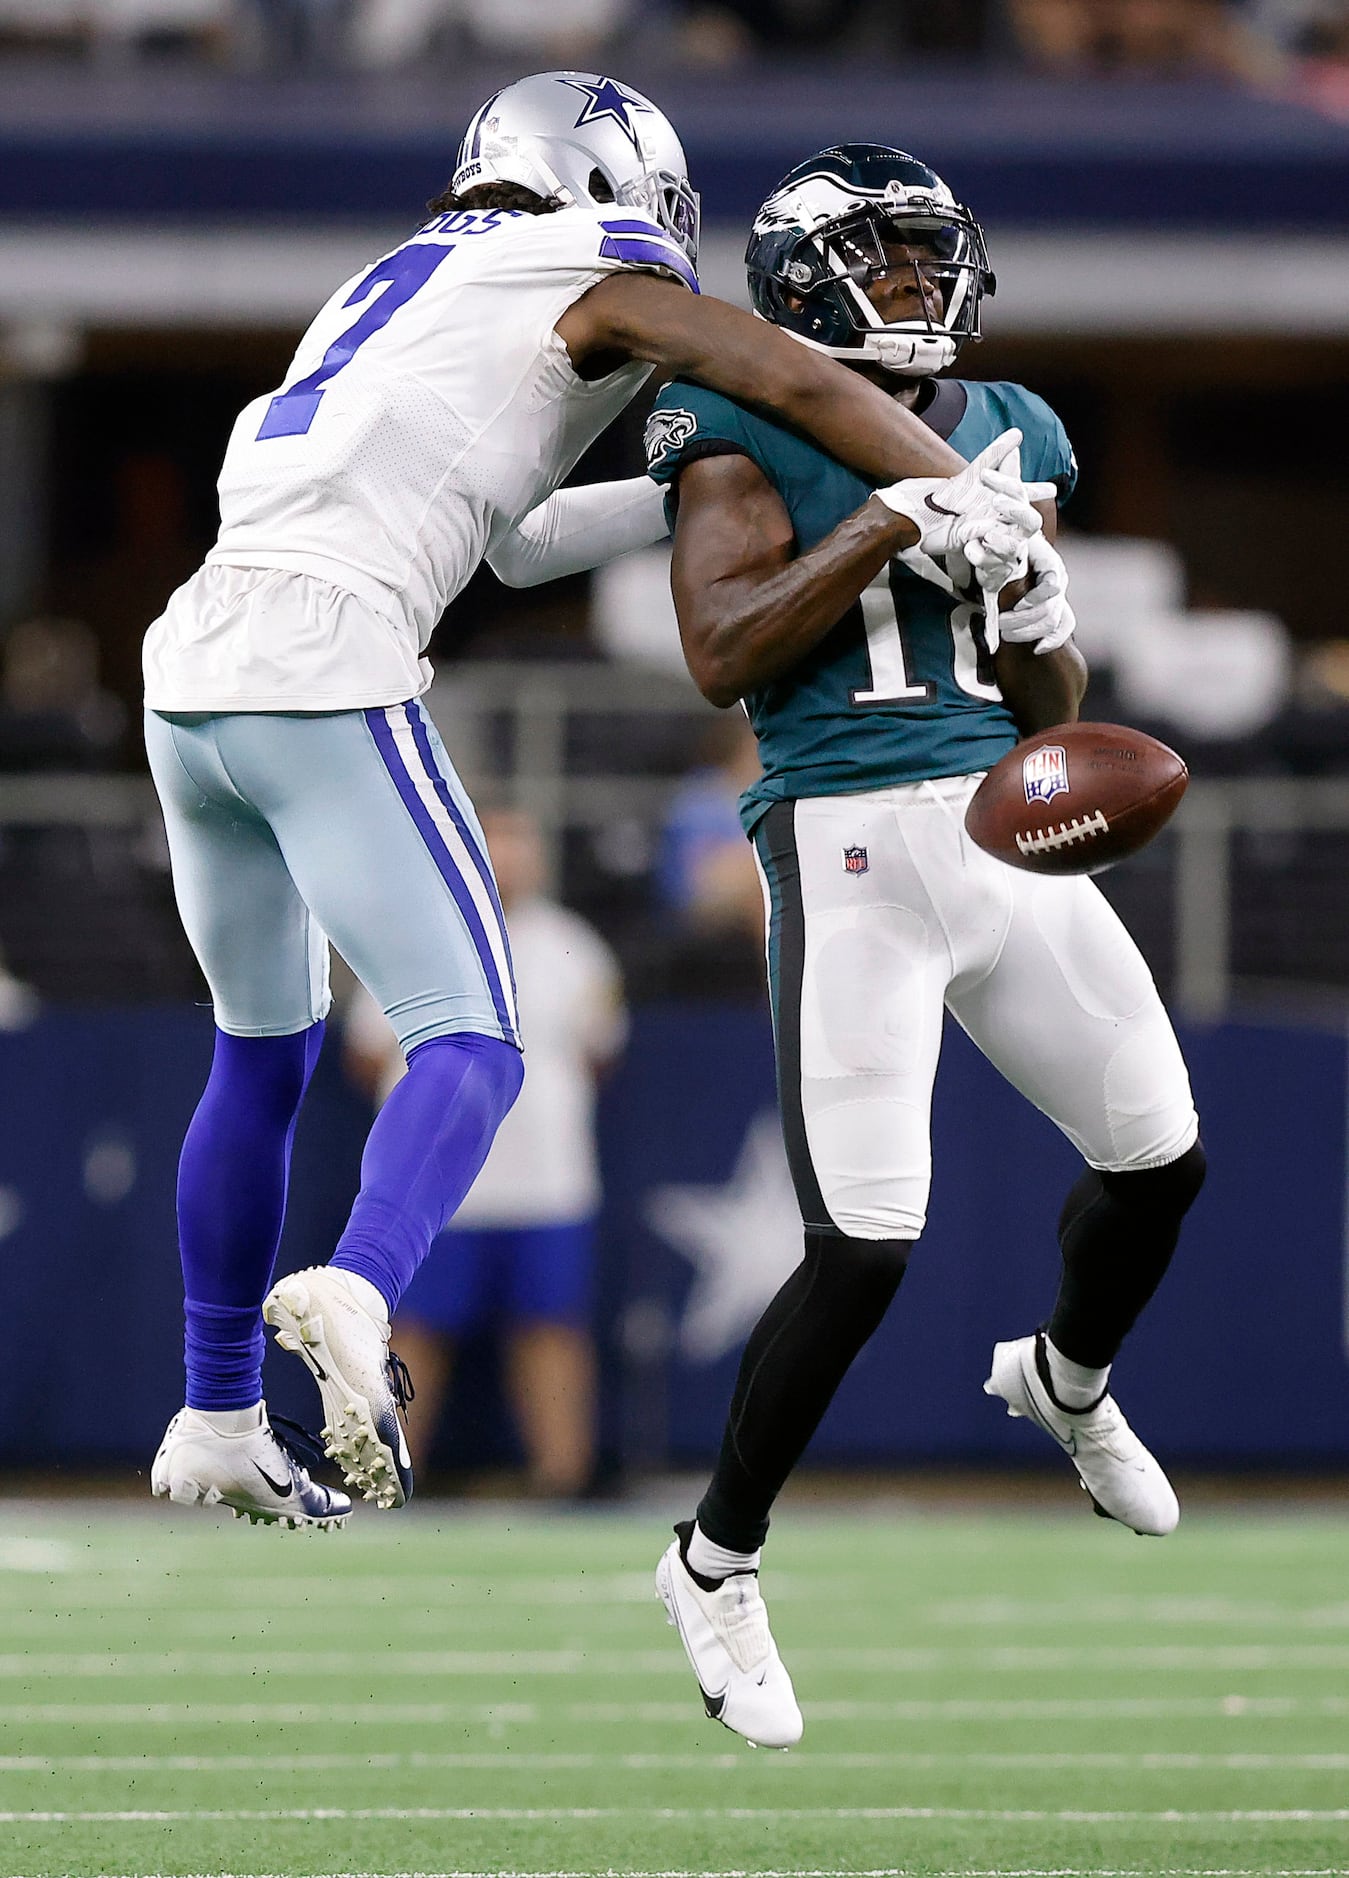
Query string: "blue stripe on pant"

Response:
xmin=146 ymin=701 xmax=521 ymax=1055
xmin=364 ymin=704 xmax=519 ymax=1047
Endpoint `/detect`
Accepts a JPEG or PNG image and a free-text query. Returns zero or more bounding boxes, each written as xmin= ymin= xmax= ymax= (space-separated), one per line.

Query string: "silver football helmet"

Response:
xmin=453 ymin=71 xmax=700 ymax=267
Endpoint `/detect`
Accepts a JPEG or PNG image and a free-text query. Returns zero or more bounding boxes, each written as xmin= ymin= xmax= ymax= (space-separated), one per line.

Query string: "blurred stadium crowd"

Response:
xmin=0 ymin=0 xmax=1345 ymax=79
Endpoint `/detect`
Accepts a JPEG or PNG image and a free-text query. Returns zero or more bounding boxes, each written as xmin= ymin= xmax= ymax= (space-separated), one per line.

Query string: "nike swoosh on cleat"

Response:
xmin=253 ymin=1463 xmax=293 ymax=1498
xmin=700 ymin=1684 xmax=727 ymax=1721
xmin=1019 ymin=1391 xmax=1077 ymax=1455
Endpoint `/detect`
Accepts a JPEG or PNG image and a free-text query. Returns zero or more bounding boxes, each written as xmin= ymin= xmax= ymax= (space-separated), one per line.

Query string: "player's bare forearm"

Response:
xmin=995 ymin=638 xmax=1088 ymax=737
xmin=672 ymin=454 xmax=911 ymax=708
xmin=557 ymin=274 xmax=963 ymax=493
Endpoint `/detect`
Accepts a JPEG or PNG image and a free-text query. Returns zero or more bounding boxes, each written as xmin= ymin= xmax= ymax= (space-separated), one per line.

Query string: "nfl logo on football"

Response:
xmin=1022 ymin=744 xmax=1070 ymax=806
xmin=842 ymin=845 xmax=869 ymax=874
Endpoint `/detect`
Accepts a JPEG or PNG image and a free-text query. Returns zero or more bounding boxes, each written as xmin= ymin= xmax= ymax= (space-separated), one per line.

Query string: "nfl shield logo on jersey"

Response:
xmin=1022 ymin=744 xmax=1070 ymax=806
xmin=842 ymin=845 xmax=869 ymax=874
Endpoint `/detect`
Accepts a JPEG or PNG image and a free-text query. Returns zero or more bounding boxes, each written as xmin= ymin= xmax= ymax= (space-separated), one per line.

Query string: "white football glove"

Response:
xmin=997 ymin=531 xmax=1077 ymax=657
xmin=874 ymin=429 xmax=1056 ymax=595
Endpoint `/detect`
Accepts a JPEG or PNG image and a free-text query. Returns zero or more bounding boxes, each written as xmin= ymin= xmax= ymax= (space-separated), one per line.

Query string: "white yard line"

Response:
xmin=11 ymin=1599 xmax=1349 ymax=1636
xmin=928 ymin=1598 xmax=1349 ymax=1629
xmin=5 ymin=1806 xmax=1349 ymax=1824
xmin=0 ymin=1574 xmax=684 ymax=1607
xmin=2 ymin=1694 xmax=1346 ymax=1724
xmin=7 ymin=1870 xmax=1346 ymax=1878
xmin=8 ymin=1644 xmax=1349 ymax=1677
xmin=3 ymin=1751 xmax=1348 ymax=1775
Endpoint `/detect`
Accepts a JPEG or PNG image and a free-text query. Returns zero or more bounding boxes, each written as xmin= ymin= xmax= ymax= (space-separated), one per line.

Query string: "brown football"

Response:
xmin=964 ymin=722 xmax=1188 ymax=876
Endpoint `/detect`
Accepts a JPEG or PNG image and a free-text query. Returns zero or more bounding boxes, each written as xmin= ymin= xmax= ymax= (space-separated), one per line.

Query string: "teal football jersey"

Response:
xmin=644 ymin=377 xmax=1077 ymax=833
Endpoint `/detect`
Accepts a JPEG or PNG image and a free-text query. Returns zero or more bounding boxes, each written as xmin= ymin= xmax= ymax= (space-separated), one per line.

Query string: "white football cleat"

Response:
xmin=263 ymin=1266 xmax=414 ymax=1509
xmin=656 ymin=1528 xmax=803 ymax=1749
xmin=151 ymin=1407 xmax=350 ymax=1530
xmin=984 ymin=1329 xmax=1179 ymax=1536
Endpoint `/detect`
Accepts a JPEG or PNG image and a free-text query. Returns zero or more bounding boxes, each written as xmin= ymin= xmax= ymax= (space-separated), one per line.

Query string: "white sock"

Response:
xmin=334 ymin=1268 xmax=389 ymax=1325
xmin=1043 ymin=1336 xmax=1110 ymax=1411
xmin=197 ymin=1403 xmax=264 ymax=1436
xmin=687 ymin=1521 xmax=762 ymax=1581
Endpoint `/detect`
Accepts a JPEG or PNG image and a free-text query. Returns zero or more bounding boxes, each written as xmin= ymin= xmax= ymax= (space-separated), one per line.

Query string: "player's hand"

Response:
xmin=998 ymin=533 xmax=1077 ymax=656
xmin=873 ymin=430 xmax=1054 ymax=592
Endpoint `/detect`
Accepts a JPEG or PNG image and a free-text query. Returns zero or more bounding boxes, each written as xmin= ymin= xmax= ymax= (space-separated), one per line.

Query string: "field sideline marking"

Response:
xmin=5 ymin=1806 xmax=1349 ymax=1824
xmin=8 ymin=1644 xmax=1349 ymax=1678
xmin=8 ymin=1869 xmax=1344 ymax=1878
xmin=6 ymin=1870 xmax=1348 ymax=1878
xmin=3 ymin=1750 xmax=1348 ymax=1774
xmin=2 ymin=1694 xmax=1345 ymax=1724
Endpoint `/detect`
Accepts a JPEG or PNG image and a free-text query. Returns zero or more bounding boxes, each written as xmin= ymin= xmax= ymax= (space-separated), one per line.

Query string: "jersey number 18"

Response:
xmin=850 ymin=563 xmax=1002 ymax=708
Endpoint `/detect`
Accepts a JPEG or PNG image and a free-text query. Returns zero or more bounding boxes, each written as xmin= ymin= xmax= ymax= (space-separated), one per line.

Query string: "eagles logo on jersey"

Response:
xmin=644 ymin=407 xmax=698 ymax=471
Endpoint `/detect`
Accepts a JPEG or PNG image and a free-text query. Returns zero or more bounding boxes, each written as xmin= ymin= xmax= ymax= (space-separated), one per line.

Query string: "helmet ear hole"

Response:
xmin=587 ymin=167 xmax=615 ymax=204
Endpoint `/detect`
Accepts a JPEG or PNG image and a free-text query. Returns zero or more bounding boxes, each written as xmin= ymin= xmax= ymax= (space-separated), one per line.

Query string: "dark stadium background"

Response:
xmin=0 ymin=0 xmax=1346 ymax=1486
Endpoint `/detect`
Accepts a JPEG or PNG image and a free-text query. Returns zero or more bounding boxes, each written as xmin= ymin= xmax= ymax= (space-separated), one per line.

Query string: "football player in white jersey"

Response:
xmin=145 ymin=70 xmax=1052 ymax=1529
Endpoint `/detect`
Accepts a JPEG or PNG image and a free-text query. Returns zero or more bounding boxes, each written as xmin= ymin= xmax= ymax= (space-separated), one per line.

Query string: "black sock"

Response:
xmin=1047 ymin=1140 xmax=1206 ymax=1369
xmin=695 ymin=1227 xmax=911 ymax=1554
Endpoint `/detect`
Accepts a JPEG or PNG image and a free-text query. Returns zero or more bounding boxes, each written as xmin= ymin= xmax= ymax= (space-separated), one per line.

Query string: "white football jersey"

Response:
xmin=143 ymin=203 xmax=695 ymax=711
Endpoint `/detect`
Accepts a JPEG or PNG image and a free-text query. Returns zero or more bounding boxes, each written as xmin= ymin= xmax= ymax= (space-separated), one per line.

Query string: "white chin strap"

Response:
xmin=867 ymin=332 xmax=957 ymax=376
xmin=782 ymin=323 xmax=957 ymax=378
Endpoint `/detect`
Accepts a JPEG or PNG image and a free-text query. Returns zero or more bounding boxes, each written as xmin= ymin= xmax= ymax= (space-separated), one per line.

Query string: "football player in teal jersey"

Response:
xmin=648 ymin=146 xmax=1207 ymax=1749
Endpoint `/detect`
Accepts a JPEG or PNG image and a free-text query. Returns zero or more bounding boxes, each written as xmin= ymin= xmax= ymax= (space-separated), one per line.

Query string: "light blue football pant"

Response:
xmin=144 ymin=701 xmax=520 ymax=1053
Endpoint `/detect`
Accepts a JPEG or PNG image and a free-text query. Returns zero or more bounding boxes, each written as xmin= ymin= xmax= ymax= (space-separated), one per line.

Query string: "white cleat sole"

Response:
xmin=263 ymin=1274 xmax=406 ymax=1509
xmin=153 ymin=1477 xmax=345 ymax=1532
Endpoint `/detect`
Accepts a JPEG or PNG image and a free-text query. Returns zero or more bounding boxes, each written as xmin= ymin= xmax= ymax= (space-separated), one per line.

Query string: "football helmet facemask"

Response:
xmin=453 ymin=70 xmax=700 ymax=268
xmin=747 ymin=143 xmax=993 ymax=377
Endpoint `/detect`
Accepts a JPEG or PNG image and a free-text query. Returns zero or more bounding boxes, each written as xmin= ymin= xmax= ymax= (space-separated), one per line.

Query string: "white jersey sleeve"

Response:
xmin=486 ymin=476 xmax=669 ymax=589
xmin=143 ymin=205 xmax=695 ymax=713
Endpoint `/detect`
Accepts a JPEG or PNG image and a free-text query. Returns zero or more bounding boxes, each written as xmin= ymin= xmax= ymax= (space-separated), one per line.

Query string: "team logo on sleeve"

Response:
xmin=842 ymin=846 xmax=869 ymax=874
xmin=1022 ymin=744 xmax=1070 ymax=805
xmin=644 ymin=407 xmax=698 ymax=470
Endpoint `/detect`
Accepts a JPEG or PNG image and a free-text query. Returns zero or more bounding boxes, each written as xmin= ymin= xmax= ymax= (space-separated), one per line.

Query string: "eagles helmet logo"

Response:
xmin=745 ymin=143 xmax=994 ymax=379
xmin=645 ymin=407 xmax=698 ymax=470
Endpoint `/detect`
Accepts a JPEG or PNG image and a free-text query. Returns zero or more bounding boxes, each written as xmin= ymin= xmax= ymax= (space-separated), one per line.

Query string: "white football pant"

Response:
xmin=753 ymin=773 xmax=1199 ymax=1242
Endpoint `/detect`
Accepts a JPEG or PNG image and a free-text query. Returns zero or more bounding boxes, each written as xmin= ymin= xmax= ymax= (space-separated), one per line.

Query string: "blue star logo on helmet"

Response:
xmin=561 ymin=75 xmax=650 ymax=154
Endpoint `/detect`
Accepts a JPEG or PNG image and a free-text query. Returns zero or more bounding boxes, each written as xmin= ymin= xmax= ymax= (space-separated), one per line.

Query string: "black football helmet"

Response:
xmin=746 ymin=143 xmax=994 ymax=377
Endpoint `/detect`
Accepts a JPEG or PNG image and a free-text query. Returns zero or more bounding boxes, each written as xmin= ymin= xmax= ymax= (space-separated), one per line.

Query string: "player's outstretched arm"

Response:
xmin=557 ymin=274 xmax=966 ymax=495
xmin=669 ymin=450 xmax=913 ymax=707
xmin=487 ymin=477 xmax=669 ymax=588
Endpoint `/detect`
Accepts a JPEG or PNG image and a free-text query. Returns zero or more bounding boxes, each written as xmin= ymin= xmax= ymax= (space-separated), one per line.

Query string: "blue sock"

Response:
xmin=331 ymin=1032 xmax=522 ymax=1313
xmin=178 ymin=1024 xmax=324 ymax=1412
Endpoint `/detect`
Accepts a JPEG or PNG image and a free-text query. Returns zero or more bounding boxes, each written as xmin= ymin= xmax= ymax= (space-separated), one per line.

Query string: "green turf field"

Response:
xmin=0 ymin=1499 xmax=1347 ymax=1878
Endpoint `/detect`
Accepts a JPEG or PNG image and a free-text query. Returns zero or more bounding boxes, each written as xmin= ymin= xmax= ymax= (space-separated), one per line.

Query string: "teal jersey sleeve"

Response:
xmin=953 ymin=381 xmax=1078 ymax=507
xmin=643 ymin=380 xmax=770 ymax=498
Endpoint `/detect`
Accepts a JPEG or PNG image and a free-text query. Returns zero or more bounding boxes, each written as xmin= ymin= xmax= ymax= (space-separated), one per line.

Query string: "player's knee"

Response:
xmin=490 ymin=1036 xmax=526 ymax=1119
xmin=407 ymin=1029 xmax=524 ymax=1129
xmin=1101 ymin=1138 xmax=1206 ymax=1224
xmin=804 ymin=1225 xmax=912 ymax=1311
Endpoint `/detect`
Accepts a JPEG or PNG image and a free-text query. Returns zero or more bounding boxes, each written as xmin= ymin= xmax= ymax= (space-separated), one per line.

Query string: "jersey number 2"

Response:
xmin=256 ymin=243 xmax=452 ymax=441
xmin=850 ymin=566 xmax=1001 ymax=706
